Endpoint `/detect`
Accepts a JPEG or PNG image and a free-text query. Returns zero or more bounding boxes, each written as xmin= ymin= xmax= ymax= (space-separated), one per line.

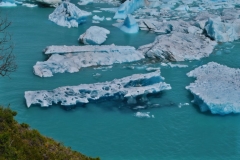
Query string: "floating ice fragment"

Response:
xmin=78 ymin=26 xmax=110 ymax=45
xmin=92 ymin=15 xmax=104 ymax=21
xmin=49 ymin=2 xmax=91 ymax=28
xmin=113 ymin=0 xmax=145 ymax=19
xmin=134 ymin=112 xmax=151 ymax=118
xmin=186 ymin=62 xmax=240 ymax=115
xmin=25 ymin=71 xmax=171 ymax=107
xmin=34 ymin=45 xmax=145 ymax=77
xmin=138 ymin=32 xmax=216 ymax=61
xmin=22 ymin=3 xmax=37 ymax=7
xmin=113 ymin=14 xmax=139 ymax=33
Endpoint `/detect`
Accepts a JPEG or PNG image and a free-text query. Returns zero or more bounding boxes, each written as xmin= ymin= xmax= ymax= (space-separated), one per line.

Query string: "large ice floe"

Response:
xmin=78 ymin=26 xmax=110 ymax=45
xmin=34 ymin=45 xmax=144 ymax=77
xmin=25 ymin=71 xmax=171 ymax=107
xmin=186 ymin=62 xmax=240 ymax=115
xmin=113 ymin=14 xmax=139 ymax=33
xmin=49 ymin=1 xmax=91 ymax=28
xmin=138 ymin=32 xmax=217 ymax=61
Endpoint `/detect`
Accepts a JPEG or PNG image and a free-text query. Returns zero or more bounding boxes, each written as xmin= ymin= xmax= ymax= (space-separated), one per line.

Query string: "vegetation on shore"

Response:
xmin=0 ymin=106 xmax=99 ymax=160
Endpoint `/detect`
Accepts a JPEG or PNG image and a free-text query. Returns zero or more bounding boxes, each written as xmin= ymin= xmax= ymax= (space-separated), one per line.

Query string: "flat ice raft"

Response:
xmin=34 ymin=45 xmax=144 ymax=77
xmin=138 ymin=32 xmax=217 ymax=61
xmin=186 ymin=62 xmax=240 ymax=115
xmin=25 ymin=71 xmax=171 ymax=107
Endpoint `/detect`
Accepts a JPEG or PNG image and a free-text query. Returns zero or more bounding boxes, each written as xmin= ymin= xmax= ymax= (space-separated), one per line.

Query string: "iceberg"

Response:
xmin=113 ymin=0 xmax=145 ymax=19
xmin=186 ymin=62 xmax=240 ymax=115
xmin=138 ymin=32 xmax=217 ymax=61
xmin=78 ymin=26 xmax=110 ymax=45
xmin=49 ymin=2 xmax=91 ymax=28
xmin=25 ymin=71 xmax=171 ymax=107
xmin=34 ymin=45 xmax=145 ymax=77
xmin=205 ymin=18 xmax=240 ymax=42
xmin=113 ymin=14 xmax=139 ymax=33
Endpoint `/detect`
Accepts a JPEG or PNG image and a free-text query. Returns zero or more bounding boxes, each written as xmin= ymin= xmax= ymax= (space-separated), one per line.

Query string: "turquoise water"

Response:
xmin=1 ymin=3 xmax=240 ymax=160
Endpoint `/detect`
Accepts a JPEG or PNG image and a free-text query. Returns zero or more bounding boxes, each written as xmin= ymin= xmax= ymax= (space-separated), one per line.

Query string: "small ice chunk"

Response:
xmin=134 ymin=112 xmax=151 ymax=118
xmin=93 ymin=10 xmax=102 ymax=13
xmin=92 ymin=15 xmax=105 ymax=21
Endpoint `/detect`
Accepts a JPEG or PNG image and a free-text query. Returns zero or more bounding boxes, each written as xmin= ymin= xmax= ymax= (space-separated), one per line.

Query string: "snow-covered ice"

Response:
xmin=78 ymin=26 xmax=110 ymax=45
xmin=186 ymin=62 xmax=240 ymax=115
xmin=25 ymin=71 xmax=171 ymax=107
xmin=205 ymin=17 xmax=240 ymax=42
xmin=49 ymin=2 xmax=91 ymax=28
xmin=138 ymin=32 xmax=217 ymax=61
xmin=34 ymin=45 xmax=145 ymax=77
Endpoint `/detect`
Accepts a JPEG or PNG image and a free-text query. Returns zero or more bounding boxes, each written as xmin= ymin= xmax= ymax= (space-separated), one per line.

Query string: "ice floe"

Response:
xmin=78 ymin=26 xmax=110 ymax=45
xmin=186 ymin=62 xmax=240 ymax=115
xmin=34 ymin=45 xmax=144 ymax=77
xmin=25 ymin=71 xmax=171 ymax=107
xmin=138 ymin=32 xmax=217 ymax=61
xmin=49 ymin=1 xmax=91 ymax=28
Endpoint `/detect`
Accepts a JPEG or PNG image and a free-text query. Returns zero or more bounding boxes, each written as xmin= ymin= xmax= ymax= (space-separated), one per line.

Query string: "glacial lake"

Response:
xmin=1 ymin=1 xmax=240 ymax=159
